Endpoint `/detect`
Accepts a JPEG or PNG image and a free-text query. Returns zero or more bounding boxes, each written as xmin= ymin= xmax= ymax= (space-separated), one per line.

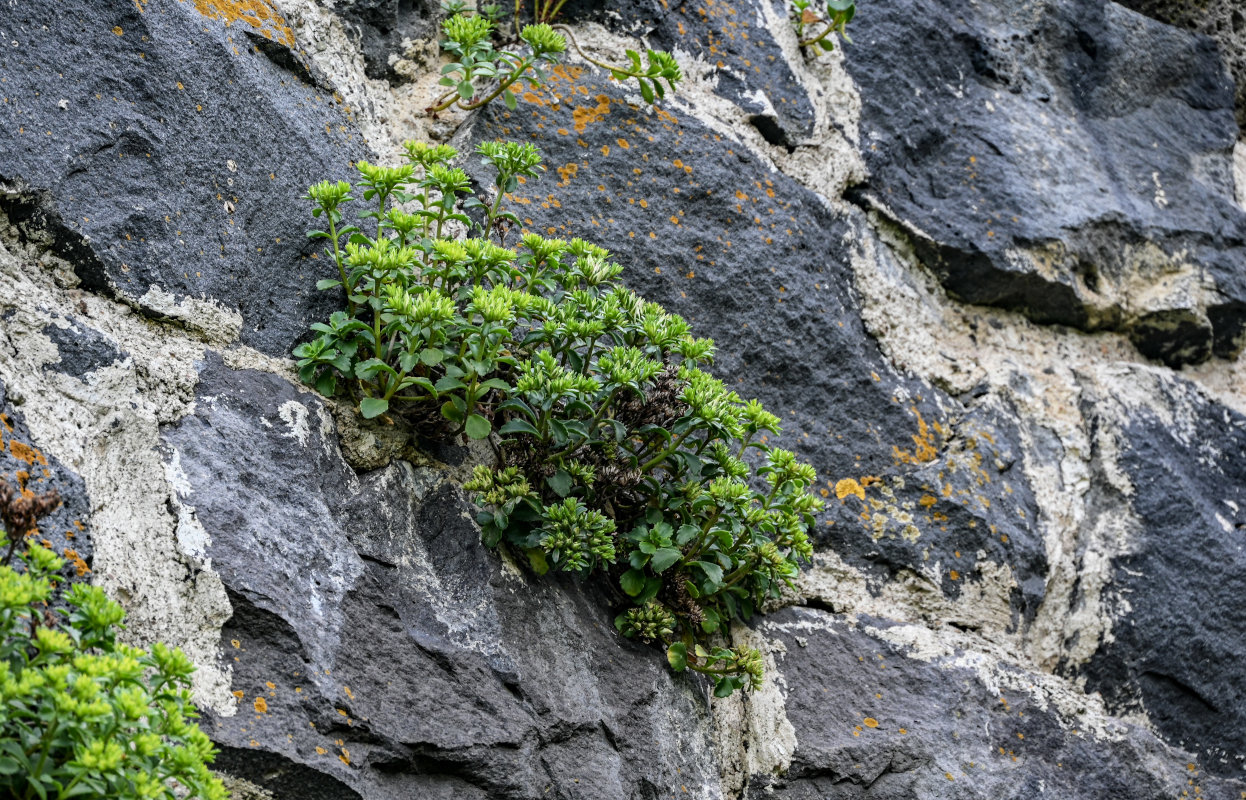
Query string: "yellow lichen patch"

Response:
xmin=863 ymin=717 xmax=879 ymax=728
xmin=892 ymin=408 xmax=940 ymax=465
xmin=338 ymin=747 xmax=351 ymax=765
xmin=112 ymin=26 xmax=124 ymax=35
xmin=253 ymin=697 xmax=268 ymax=713
xmin=918 ymin=494 xmax=937 ymax=508
xmin=834 ymin=478 xmax=865 ymax=502
xmin=315 ymin=746 xmax=327 ymax=755
xmin=7 ymin=439 xmax=48 ymax=466
xmin=556 ymin=162 xmax=579 ymax=186
xmin=572 ymin=95 xmax=611 ymax=133
xmin=62 ymin=548 xmax=90 ymax=576
xmin=232 ymin=690 xmax=244 ymax=700
xmin=189 ymin=0 xmax=296 ymax=48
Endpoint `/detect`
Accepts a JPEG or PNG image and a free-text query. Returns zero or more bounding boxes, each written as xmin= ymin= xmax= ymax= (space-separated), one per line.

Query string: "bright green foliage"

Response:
xmin=0 ymin=533 xmax=224 ymax=799
xmin=296 ymin=141 xmax=822 ymax=696
xmin=431 ymin=7 xmax=679 ymax=113
xmin=791 ymin=0 xmax=856 ymax=54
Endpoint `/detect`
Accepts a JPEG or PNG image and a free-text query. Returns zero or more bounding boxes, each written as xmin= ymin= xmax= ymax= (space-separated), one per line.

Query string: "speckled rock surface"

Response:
xmin=1 ymin=0 xmax=1245 ymax=796
xmin=844 ymin=0 xmax=1246 ymax=366
xmin=0 ymin=0 xmax=365 ymax=355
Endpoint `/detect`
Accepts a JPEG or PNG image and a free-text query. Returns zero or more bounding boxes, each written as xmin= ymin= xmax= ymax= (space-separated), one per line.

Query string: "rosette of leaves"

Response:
xmin=791 ymin=0 xmax=856 ymax=54
xmin=296 ymin=140 xmax=823 ymax=695
xmin=0 ymin=483 xmax=225 ymax=799
xmin=432 ymin=14 xmax=566 ymax=112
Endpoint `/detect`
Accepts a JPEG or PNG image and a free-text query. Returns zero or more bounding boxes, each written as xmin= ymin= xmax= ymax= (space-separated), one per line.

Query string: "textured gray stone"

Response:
xmin=0 ymin=0 xmax=366 ymax=356
xmin=843 ymin=0 xmax=1246 ymax=365
xmin=1118 ymin=0 xmax=1246 ymax=129
xmin=1078 ymin=373 xmax=1246 ymax=779
xmin=751 ymin=608 xmax=1246 ymax=799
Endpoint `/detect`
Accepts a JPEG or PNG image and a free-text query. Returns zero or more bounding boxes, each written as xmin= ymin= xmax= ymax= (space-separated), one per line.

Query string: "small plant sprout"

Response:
xmin=791 ymin=0 xmax=856 ymax=54
xmin=432 ymin=13 xmax=566 ymax=113
xmin=295 ymin=141 xmax=823 ymax=696
xmin=432 ymin=5 xmax=681 ymax=112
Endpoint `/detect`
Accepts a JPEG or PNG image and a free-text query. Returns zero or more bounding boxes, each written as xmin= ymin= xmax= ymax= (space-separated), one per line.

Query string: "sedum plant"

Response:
xmin=431 ymin=7 xmax=680 ymax=112
xmin=791 ymin=0 xmax=856 ymax=54
xmin=0 ymin=482 xmax=225 ymax=799
xmin=295 ymin=141 xmax=822 ymax=697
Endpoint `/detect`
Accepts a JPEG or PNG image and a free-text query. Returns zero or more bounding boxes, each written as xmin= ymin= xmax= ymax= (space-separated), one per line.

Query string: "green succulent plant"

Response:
xmin=295 ymin=140 xmax=823 ymax=696
xmin=431 ymin=6 xmax=680 ymax=113
xmin=0 ymin=483 xmax=224 ymax=800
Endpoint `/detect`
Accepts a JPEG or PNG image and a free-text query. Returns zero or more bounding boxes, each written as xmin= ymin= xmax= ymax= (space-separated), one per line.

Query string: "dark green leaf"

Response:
xmin=316 ymin=279 xmax=343 ymax=290
xmin=546 ymin=469 xmax=573 ymax=497
xmin=499 ymin=418 xmax=541 ymax=437
xmin=649 ymin=547 xmax=683 ymax=573
xmin=620 ymin=569 xmax=646 ymax=597
xmin=694 ymin=560 xmax=724 ymax=586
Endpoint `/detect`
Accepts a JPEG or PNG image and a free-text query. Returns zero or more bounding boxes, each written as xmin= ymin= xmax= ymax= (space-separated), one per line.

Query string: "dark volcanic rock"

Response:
xmin=0 ymin=0 xmax=367 ymax=355
xmin=1117 ymin=0 xmax=1246 ymax=129
xmin=843 ymin=0 xmax=1246 ymax=365
xmin=1079 ymin=373 xmax=1246 ymax=779
xmin=469 ymin=70 xmax=1047 ymax=620
xmin=40 ymin=319 xmax=128 ymax=379
xmin=162 ymin=354 xmax=722 ymax=798
xmin=327 ymin=0 xmax=438 ymax=82
xmin=750 ymin=608 xmax=1246 ymax=799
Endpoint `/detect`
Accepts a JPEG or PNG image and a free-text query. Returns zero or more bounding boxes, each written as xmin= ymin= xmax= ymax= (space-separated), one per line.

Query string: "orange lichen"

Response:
xmin=572 ymin=95 xmax=611 ymax=133
xmin=62 ymin=548 xmax=90 ymax=576
xmin=834 ymin=478 xmax=865 ymax=502
xmin=892 ymin=408 xmax=939 ymax=465
xmin=7 ymin=440 xmax=48 ymax=467
xmin=188 ymin=0 xmax=295 ymax=47
xmin=253 ymin=697 xmax=268 ymax=713
xmin=863 ymin=717 xmax=878 ymax=728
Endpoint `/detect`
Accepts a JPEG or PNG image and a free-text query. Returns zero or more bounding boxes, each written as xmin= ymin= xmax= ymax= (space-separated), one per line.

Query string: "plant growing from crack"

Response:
xmin=295 ymin=141 xmax=821 ymax=696
xmin=430 ymin=6 xmax=680 ymax=112
xmin=0 ymin=481 xmax=225 ymax=799
xmin=791 ymin=0 xmax=856 ymax=54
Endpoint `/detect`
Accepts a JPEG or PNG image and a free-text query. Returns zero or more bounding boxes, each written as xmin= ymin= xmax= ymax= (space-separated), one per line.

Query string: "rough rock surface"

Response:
xmin=1 ymin=0 xmax=1245 ymax=797
xmin=844 ymin=0 xmax=1246 ymax=366
xmin=1119 ymin=0 xmax=1246 ymax=129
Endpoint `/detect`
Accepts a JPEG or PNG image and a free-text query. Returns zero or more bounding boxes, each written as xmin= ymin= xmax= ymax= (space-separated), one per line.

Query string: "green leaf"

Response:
xmin=419 ymin=347 xmax=446 ymax=366
xmin=457 ymin=80 xmax=475 ymax=99
xmin=638 ymin=78 xmax=654 ymax=105
xmin=620 ymin=569 xmax=646 ymax=597
xmin=441 ymin=399 xmax=465 ymax=423
xmin=499 ymin=418 xmax=541 ymax=437
xmin=360 ymin=397 xmax=389 ymax=419
xmin=546 ymin=468 xmax=573 ymax=497
xmin=503 ymin=87 xmax=517 ymax=110
xmin=713 ymin=676 xmax=741 ymax=698
xmin=694 ymin=560 xmax=724 ymax=587
xmin=637 ymin=576 xmax=663 ymax=605
xmin=464 ymin=414 xmax=492 ymax=439
xmin=649 ymin=547 xmax=683 ymax=573
xmin=315 ymin=371 xmax=337 ymax=397
xmin=316 ymin=279 xmax=343 ymax=290
xmin=435 ymin=376 xmax=467 ymax=392
xmin=667 ymin=642 xmax=687 ymax=671
xmin=675 ymin=524 xmax=700 ymax=546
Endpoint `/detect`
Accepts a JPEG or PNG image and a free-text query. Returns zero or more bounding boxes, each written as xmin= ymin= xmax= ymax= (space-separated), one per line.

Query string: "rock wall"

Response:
xmin=1 ymin=0 xmax=1244 ymax=797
